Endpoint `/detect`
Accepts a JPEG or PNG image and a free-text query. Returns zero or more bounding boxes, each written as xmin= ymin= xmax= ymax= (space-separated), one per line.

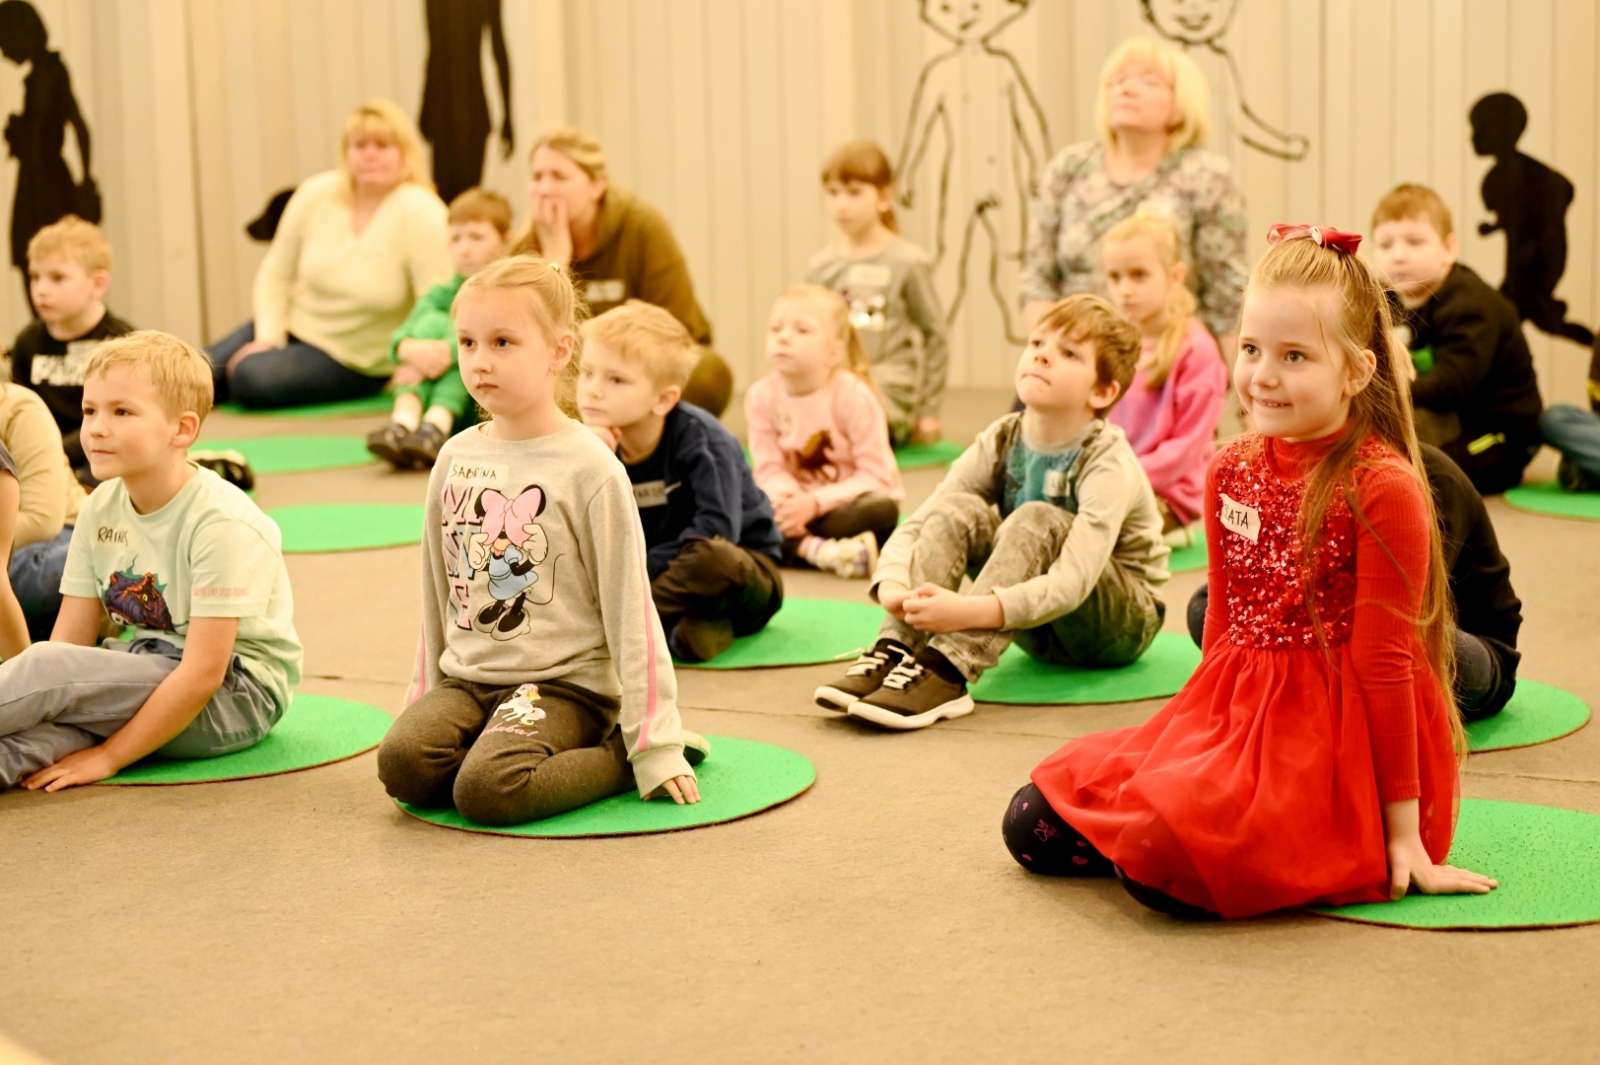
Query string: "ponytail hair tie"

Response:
xmin=1266 ymin=223 xmax=1362 ymax=255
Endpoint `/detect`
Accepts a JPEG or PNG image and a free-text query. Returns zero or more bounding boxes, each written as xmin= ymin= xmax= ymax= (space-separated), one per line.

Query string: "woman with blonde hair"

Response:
xmin=206 ymin=98 xmax=453 ymax=409
xmin=509 ymin=127 xmax=733 ymax=415
xmin=1021 ymin=37 xmax=1247 ymax=356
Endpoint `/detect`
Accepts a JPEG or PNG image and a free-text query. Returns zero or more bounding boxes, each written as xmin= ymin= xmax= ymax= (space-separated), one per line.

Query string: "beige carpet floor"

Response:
xmin=2 ymin=389 xmax=1597 ymax=1065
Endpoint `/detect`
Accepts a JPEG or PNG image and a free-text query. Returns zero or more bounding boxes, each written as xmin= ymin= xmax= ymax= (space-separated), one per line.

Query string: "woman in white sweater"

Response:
xmin=206 ymin=99 xmax=452 ymax=410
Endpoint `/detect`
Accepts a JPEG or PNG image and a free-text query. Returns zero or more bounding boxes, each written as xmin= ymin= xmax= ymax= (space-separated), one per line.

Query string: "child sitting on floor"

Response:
xmin=1371 ymin=183 xmax=1542 ymax=495
xmin=1007 ymin=225 xmax=1493 ymax=919
xmin=745 ymin=284 xmax=903 ymax=579
xmin=0 ymin=438 xmax=36 ymax=662
xmin=1101 ymin=213 xmax=1227 ymax=542
xmin=0 ymin=382 xmax=86 ymax=640
xmin=367 ymin=187 xmax=512 ymax=469
xmin=1538 ymin=339 xmax=1600 ymax=492
xmin=0 ymin=332 xmax=302 ymax=792
xmin=7 ymin=215 xmax=133 ymax=483
xmin=377 ymin=256 xmax=704 ymax=826
xmin=577 ymin=301 xmax=783 ymax=664
xmin=805 ymin=140 xmax=949 ymax=448
xmin=814 ymin=294 xmax=1169 ymax=731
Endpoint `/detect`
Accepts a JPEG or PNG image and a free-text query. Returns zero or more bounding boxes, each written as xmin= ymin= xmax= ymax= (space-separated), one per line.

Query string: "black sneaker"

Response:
xmin=191 ymin=449 xmax=255 ymax=492
xmin=1557 ymin=456 xmax=1600 ymax=493
xmin=847 ymin=653 xmax=974 ymax=730
xmin=366 ymin=421 xmax=411 ymax=468
xmin=814 ymin=639 xmax=909 ymax=711
xmin=401 ymin=423 xmax=448 ymax=469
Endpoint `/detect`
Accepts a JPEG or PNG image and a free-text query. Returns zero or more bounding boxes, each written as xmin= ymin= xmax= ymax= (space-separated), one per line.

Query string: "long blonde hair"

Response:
xmin=1103 ymin=213 xmax=1197 ymax=390
xmin=508 ymin=127 xmax=609 ymax=257
xmin=339 ymin=99 xmax=432 ymax=194
xmin=774 ymin=284 xmax=875 ymax=390
xmin=453 ymin=256 xmax=590 ymax=418
xmin=1247 ymin=236 xmax=1465 ymax=758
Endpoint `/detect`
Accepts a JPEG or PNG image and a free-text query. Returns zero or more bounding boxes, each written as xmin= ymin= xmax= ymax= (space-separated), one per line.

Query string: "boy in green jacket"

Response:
xmin=367 ymin=188 xmax=511 ymax=469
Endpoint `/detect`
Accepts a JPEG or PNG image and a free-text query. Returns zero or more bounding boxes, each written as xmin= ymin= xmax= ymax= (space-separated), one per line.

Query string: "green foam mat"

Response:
xmin=1166 ymin=528 xmax=1207 ymax=574
xmin=216 ymin=393 xmax=395 ymax=419
xmin=675 ymin=596 xmax=884 ymax=669
xmin=196 ymin=435 xmax=375 ymax=475
xmin=894 ymin=439 xmax=966 ymax=470
xmin=1468 ymin=680 xmax=1590 ymax=752
xmin=267 ymin=503 xmax=424 ymax=554
xmin=1504 ymin=481 xmax=1600 ymax=521
xmin=397 ymin=735 xmax=814 ymax=836
xmin=971 ymin=630 xmax=1201 ymax=705
xmin=1308 ymin=799 xmax=1600 ymax=929
xmin=102 ymin=694 xmax=391 ymax=785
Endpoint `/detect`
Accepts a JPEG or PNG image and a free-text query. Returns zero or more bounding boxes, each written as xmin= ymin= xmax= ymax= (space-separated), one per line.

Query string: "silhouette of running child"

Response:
xmin=419 ymin=0 xmax=513 ymax=206
xmin=1471 ymin=91 xmax=1593 ymax=347
xmin=0 ymin=0 xmax=97 ymax=306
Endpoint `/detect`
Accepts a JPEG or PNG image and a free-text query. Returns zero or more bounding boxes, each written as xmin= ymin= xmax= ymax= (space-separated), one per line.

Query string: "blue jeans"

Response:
xmin=1540 ymin=404 xmax=1600 ymax=480
xmin=10 ymin=525 xmax=72 ymax=641
xmin=207 ymin=321 xmax=388 ymax=410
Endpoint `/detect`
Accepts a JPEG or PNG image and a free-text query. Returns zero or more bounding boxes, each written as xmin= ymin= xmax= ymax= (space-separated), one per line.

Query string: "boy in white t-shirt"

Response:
xmin=0 ymin=331 xmax=303 ymax=791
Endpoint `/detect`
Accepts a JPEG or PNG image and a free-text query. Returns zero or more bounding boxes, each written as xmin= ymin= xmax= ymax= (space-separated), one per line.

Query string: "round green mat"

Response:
xmin=1166 ymin=528 xmax=1207 ymax=574
xmin=1504 ymin=481 xmax=1600 ymax=521
xmin=266 ymin=503 xmax=425 ymax=554
xmin=397 ymin=735 xmax=814 ymax=837
xmin=1308 ymin=799 xmax=1600 ymax=929
xmin=894 ymin=439 xmax=966 ymax=470
xmin=216 ymin=393 xmax=395 ymax=419
xmin=198 ymin=435 xmax=375 ymax=475
xmin=971 ymin=631 xmax=1201 ymax=705
xmin=101 ymin=694 xmax=391 ymax=785
xmin=1469 ymin=680 xmax=1590 ymax=752
xmin=675 ymin=596 xmax=884 ymax=669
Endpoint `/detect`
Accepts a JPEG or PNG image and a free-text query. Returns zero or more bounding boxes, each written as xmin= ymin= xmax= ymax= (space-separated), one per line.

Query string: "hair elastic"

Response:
xmin=1265 ymin=223 xmax=1362 ymax=255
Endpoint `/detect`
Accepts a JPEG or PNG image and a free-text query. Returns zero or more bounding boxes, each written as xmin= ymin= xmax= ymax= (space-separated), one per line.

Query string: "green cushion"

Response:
xmin=971 ymin=631 xmax=1201 ymax=705
xmin=103 ymin=694 xmax=391 ymax=785
xmin=398 ymin=735 xmax=814 ymax=836
xmin=1468 ymin=680 xmax=1590 ymax=752
xmin=675 ymin=597 xmax=884 ymax=669
xmin=1308 ymin=799 xmax=1600 ymax=929
xmin=267 ymin=503 xmax=425 ymax=554
xmin=1504 ymin=481 xmax=1600 ymax=521
xmin=894 ymin=439 xmax=966 ymax=470
xmin=197 ymin=435 xmax=375 ymax=475
xmin=1166 ymin=528 xmax=1206 ymax=574
xmin=215 ymin=394 xmax=395 ymax=419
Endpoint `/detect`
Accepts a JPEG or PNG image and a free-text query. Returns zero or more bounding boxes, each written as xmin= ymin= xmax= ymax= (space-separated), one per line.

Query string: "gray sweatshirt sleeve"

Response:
xmin=584 ymin=471 xmax=694 ymax=798
xmin=405 ymin=462 xmax=451 ymax=709
xmin=902 ymin=255 xmax=950 ymax=418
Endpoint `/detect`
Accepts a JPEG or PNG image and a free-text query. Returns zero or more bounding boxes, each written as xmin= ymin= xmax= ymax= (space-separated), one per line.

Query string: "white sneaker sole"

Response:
xmin=813 ymin=685 xmax=865 ymax=711
xmin=846 ymin=693 xmax=975 ymax=730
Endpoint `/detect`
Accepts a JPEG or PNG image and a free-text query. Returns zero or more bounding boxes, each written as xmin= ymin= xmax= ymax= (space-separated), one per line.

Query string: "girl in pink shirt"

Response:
xmin=1102 ymin=214 xmax=1228 ymax=537
xmin=745 ymin=284 xmax=904 ymax=578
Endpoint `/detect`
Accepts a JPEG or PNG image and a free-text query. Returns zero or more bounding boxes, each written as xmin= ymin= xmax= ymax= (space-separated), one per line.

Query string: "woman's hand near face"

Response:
xmin=533 ymin=197 xmax=573 ymax=268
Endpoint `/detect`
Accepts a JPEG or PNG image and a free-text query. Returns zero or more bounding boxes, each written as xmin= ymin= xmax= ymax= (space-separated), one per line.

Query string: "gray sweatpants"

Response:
xmin=0 ymin=638 xmax=281 ymax=788
xmin=880 ymin=494 xmax=1165 ymax=682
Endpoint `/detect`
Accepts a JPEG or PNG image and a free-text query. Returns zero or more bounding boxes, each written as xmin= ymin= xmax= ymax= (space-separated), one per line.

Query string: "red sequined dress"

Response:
xmin=1030 ymin=433 xmax=1461 ymax=918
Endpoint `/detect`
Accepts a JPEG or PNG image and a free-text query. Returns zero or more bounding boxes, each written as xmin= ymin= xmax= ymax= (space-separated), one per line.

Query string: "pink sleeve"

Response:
xmin=1137 ymin=325 xmax=1228 ymax=495
xmin=744 ymin=378 xmax=802 ymax=499
xmin=809 ymin=376 xmax=906 ymax=513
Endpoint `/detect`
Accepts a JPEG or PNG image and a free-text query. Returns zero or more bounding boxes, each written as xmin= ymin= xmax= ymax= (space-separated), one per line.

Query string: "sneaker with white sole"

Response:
xmin=847 ymin=655 xmax=974 ymax=730
xmin=813 ymin=531 xmax=878 ymax=579
xmin=814 ymin=638 xmax=909 ymax=711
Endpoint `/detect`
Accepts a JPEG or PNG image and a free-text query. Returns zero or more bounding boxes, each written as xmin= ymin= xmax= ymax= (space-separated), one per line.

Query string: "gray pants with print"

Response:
xmin=879 ymin=493 xmax=1165 ymax=682
xmin=0 ymin=638 xmax=281 ymax=788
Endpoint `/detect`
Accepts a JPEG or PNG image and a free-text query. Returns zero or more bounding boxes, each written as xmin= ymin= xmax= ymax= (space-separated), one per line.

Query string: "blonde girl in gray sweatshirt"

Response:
xmin=377 ymin=255 xmax=704 ymax=826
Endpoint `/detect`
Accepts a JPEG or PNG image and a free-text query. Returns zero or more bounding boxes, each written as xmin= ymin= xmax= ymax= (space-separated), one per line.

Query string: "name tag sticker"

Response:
xmin=1220 ymin=493 xmax=1260 ymax=542
xmin=585 ymin=279 xmax=626 ymax=305
xmin=446 ymin=460 xmax=509 ymax=489
xmin=845 ymin=263 xmax=893 ymax=288
xmin=95 ymin=524 xmax=140 ymax=550
xmin=632 ymin=480 xmax=674 ymax=508
xmin=1043 ymin=468 xmax=1070 ymax=499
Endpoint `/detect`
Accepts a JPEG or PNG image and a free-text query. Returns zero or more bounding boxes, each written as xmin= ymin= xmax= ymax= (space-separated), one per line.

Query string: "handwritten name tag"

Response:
xmin=632 ymin=480 xmax=675 ymax=508
xmin=447 ymin=460 xmax=509 ymax=489
xmin=1220 ymin=493 xmax=1261 ymax=542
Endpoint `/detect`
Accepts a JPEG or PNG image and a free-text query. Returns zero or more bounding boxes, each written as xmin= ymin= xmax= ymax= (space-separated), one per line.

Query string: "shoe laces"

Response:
xmin=846 ymin=645 xmax=902 ymax=677
xmin=879 ymin=659 xmax=925 ymax=692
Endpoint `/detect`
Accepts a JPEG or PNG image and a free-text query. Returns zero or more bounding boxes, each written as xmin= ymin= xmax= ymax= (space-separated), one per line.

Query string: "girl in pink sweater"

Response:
xmin=745 ymin=284 xmax=904 ymax=578
xmin=1102 ymin=214 xmax=1228 ymax=538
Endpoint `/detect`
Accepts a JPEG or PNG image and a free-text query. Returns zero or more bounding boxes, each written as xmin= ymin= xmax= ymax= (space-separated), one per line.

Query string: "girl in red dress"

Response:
xmin=1004 ymin=225 xmax=1499 ymax=919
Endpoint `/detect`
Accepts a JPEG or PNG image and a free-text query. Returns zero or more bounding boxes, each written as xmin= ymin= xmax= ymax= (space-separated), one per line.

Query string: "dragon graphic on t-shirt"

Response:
xmin=105 ymin=569 xmax=175 ymax=631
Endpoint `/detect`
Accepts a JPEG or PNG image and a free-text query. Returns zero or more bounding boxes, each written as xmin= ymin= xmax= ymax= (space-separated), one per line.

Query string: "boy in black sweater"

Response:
xmin=1371 ymin=184 xmax=1543 ymax=495
xmin=578 ymin=301 xmax=783 ymax=663
xmin=8 ymin=216 xmax=133 ymax=480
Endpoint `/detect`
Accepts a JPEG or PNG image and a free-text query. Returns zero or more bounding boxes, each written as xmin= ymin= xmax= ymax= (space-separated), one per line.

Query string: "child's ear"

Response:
xmin=89 ymin=269 xmax=111 ymax=299
xmin=1442 ymin=231 xmax=1460 ymax=261
xmin=173 ymin=411 xmax=202 ymax=450
xmin=1345 ymin=348 xmax=1379 ymax=397
xmin=1170 ymin=259 xmax=1188 ymax=287
xmin=651 ymin=384 xmax=682 ymax=416
xmin=1090 ymin=377 xmax=1122 ymax=414
xmin=550 ymin=333 xmax=576 ymax=375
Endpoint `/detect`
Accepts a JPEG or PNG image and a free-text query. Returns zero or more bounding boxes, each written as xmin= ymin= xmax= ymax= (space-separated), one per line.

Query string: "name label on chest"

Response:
xmin=447 ymin=460 xmax=509 ymax=489
xmin=1219 ymin=493 xmax=1261 ymax=542
xmin=632 ymin=480 xmax=675 ymax=509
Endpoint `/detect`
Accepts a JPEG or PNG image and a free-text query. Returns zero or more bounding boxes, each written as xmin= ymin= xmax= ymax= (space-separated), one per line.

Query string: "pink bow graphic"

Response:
xmin=479 ymin=486 xmax=545 ymax=547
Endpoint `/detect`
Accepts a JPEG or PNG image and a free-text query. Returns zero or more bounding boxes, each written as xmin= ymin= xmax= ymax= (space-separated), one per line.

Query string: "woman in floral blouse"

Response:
xmin=1021 ymin=37 xmax=1247 ymax=355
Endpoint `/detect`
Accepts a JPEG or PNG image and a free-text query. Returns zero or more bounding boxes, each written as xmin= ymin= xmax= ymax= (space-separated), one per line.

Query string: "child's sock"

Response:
xmin=799 ymin=535 xmax=825 ymax=566
xmin=915 ymin=645 xmax=967 ymax=687
xmin=392 ymin=406 xmax=421 ymax=431
xmin=422 ymin=405 xmax=455 ymax=435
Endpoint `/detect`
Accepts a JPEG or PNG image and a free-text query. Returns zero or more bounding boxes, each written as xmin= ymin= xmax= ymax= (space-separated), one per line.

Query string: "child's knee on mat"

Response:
xmin=376 ymin=732 xmax=451 ymax=805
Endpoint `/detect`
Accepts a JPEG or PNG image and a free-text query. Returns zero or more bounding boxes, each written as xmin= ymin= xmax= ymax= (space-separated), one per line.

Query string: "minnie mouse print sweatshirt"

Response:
xmin=407 ymin=418 xmax=693 ymax=797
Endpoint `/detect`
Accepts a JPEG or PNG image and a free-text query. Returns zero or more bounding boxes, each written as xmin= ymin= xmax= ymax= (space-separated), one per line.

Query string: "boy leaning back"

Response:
xmin=815 ymin=295 xmax=1169 ymax=730
xmin=578 ymin=301 xmax=784 ymax=663
xmin=0 ymin=332 xmax=302 ymax=791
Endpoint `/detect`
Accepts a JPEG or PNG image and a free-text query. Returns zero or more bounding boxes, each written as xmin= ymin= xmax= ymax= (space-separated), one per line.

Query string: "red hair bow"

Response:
xmin=1265 ymin=223 xmax=1362 ymax=255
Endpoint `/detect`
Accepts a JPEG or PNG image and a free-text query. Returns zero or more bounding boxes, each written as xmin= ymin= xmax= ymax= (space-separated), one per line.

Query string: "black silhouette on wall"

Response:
xmin=419 ymin=0 xmax=512 ymax=205
xmin=0 ymin=0 xmax=98 ymax=302
xmin=1140 ymin=0 xmax=1309 ymax=161
xmin=1472 ymin=92 xmax=1593 ymax=348
xmin=246 ymin=188 xmax=294 ymax=243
